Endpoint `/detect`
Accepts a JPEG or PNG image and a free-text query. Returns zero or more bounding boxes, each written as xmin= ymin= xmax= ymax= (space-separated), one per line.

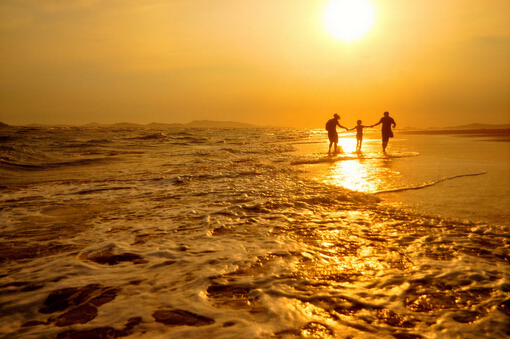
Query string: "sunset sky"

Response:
xmin=0 ymin=0 xmax=509 ymax=128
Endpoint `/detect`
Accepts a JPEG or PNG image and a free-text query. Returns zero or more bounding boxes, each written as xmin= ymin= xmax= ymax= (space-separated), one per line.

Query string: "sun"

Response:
xmin=324 ymin=0 xmax=375 ymax=41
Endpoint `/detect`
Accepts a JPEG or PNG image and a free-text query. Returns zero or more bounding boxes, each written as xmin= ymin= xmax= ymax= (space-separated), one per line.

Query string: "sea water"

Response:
xmin=300 ymin=130 xmax=510 ymax=227
xmin=0 ymin=126 xmax=508 ymax=339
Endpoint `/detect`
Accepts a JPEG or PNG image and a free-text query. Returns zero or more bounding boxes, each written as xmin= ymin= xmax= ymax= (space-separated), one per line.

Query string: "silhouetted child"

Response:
xmin=349 ymin=120 xmax=372 ymax=152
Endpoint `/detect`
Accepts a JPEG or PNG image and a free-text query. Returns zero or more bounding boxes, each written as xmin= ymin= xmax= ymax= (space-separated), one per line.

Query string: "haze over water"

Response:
xmin=0 ymin=126 xmax=508 ymax=339
xmin=0 ymin=1 xmax=508 ymax=128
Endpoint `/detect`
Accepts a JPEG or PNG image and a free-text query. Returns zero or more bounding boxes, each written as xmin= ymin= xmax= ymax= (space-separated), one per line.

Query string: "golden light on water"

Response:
xmin=337 ymin=137 xmax=357 ymax=154
xmin=292 ymin=223 xmax=394 ymax=286
xmin=315 ymin=137 xmax=403 ymax=194
xmin=329 ymin=160 xmax=380 ymax=193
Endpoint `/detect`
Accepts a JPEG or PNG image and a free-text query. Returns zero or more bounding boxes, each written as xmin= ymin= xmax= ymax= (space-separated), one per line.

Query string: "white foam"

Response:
xmin=0 ymin=127 xmax=508 ymax=339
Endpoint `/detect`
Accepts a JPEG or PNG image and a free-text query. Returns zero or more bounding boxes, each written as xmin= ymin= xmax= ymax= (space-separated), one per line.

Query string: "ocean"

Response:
xmin=0 ymin=126 xmax=509 ymax=339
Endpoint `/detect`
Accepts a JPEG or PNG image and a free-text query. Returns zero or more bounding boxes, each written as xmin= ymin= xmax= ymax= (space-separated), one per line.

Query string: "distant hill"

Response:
xmin=107 ymin=120 xmax=257 ymax=128
xmin=403 ymin=123 xmax=510 ymax=132
xmin=26 ymin=123 xmax=73 ymax=127
xmin=111 ymin=122 xmax=145 ymax=128
xmin=443 ymin=123 xmax=510 ymax=130
xmin=9 ymin=121 xmax=511 ymax=130
xmin=147 ymin=122 xmax=185 ymax=128
xmin=14 ymin=120 xmax=259 ymax=128
xmin=185 ymin=120 xmax=256 ymax=128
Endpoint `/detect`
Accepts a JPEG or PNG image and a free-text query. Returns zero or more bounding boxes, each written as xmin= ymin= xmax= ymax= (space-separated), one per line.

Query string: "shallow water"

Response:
xmin=299 ymin=130 xmax=510 ymax=227
xmin=0 ymin=126 xmax=509 ymax=339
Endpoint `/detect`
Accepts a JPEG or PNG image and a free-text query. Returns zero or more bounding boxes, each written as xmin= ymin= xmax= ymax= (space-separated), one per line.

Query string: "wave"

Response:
xmin=137 ymin=132 xmax=168 ymax=140
xmin=0 ymin=157 xmax=117 ymax=171
xmin=86 ymin=139 xmax=113 ymax=144
xmin=171 ymin=136 xmax=210 ymax=144
xmin=383 ymin=151 xmax=420 ymax=158
xmin=0 ymin=145 xmax=15 ymax=152
xmin=126 ymin=132 xmax=212 ymax=144
xmin=0 ymin=135 xmax=17 ymax=143
xmin=374 ymin=172 xmax=488 ymax=194
xmin=291 ymin=155 xmax=357 ymax=165
xmin=290 ymin=152 xmax=419 ymax=165
xmin=64 ymin=142 xmax=111 ymax=149
xmin=0 ymin=160 xmax=46 ymax=171
xmin=73 ymin=186 xmax=132 ymax=195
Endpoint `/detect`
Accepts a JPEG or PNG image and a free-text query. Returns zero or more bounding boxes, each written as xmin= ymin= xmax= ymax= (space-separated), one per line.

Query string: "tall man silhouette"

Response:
xmin=372 ymin=111 xmax=396 ymax=152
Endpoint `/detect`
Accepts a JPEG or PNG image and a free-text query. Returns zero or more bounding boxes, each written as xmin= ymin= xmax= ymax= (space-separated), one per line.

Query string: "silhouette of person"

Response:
xmin=349 ymin=120 xmax=370 ymax=152
xmin=325 ymin=113 xmax=348 ymax=155
xmin=372 ymin=111 xmax=396 ymax=152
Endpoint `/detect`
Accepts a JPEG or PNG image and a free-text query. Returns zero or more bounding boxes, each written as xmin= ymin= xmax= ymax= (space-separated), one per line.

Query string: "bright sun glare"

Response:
xmin=324 ymin=0 xmax=375 ymax=41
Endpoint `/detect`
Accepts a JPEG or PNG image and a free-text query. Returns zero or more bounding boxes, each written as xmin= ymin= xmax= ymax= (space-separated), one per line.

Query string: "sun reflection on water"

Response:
xmin=331 ymin=160 xmax=378 ymax=192
xmin=337 ymin=137 xmax=357 ymax=154
xmin=321 ymin=157 xmax=401 ymax=194
xmin=306 ymin=135 xmax=404 ymax=194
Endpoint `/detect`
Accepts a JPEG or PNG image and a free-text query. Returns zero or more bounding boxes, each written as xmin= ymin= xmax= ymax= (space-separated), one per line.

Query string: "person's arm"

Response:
xmin=392 ymin=118 xmax=396 ymax=128
xmin=372 ymin=119 xmax=382 ymax=127
xmin=337 ymin=121 xmax=348 ymax=130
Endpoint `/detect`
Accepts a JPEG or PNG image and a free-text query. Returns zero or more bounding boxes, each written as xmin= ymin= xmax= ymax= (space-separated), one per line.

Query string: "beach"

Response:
xmin=0 ymin=126 xmax=509 ymax=339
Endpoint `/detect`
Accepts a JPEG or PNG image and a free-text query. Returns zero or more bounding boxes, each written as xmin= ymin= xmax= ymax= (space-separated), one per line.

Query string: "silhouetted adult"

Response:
xmin=325 ymin=113 xmax=348 ymax=155
xmin=372 ymin=111 xmax=396 ymax=152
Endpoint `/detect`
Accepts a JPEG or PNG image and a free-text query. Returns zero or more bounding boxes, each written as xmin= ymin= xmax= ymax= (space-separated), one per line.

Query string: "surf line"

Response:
xmin=373 ymin=171 xmax=487 ymax=194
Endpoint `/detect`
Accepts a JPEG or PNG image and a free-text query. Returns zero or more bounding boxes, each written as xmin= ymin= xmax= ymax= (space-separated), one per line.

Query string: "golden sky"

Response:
xmin=0 ymin=0 xmax=509 ymax=128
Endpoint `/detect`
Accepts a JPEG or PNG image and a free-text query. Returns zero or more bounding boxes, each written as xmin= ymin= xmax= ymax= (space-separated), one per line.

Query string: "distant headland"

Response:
xmin=0 ymin=120 xmax=509 ymax=131
xmin=0 ymin=120 xmax=260 ymax=129
xmin=404 ymin=123 xmax=510 ymax=131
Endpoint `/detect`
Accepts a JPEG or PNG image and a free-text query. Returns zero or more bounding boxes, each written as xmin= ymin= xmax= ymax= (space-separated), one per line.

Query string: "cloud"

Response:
xmin=0 ymin=13 xmax=33 ymax=30
xmin=40 ymin=0 xmax=101 ymax=13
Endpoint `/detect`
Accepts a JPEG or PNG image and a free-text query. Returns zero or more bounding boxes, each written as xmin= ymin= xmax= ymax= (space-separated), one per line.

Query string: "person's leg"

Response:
xmin=382 ymin=138 xmax=388 ymax=152
xmin=328 ymin=141 xmax=333 ymax=155
xmin=332 ymin=132 xmax=339 ymax=154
